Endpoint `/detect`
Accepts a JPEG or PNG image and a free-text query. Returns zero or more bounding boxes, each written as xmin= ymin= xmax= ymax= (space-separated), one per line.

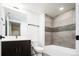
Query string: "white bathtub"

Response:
xmin=43 ymin=40 xmax=79 ymax=56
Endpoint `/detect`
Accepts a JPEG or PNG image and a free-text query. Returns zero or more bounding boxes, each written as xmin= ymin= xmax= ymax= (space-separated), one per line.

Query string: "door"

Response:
xmin=2 ymin=40 xmax=31 ymax=56
xmin=16 ymin=40 xmax=31 ymax=56
xmin=2 ymin=41 xmax=16 ymax=56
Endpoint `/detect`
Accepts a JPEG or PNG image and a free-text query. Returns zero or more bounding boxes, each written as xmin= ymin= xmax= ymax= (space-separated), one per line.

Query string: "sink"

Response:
xmin=2 ymin=36 xmax=31 ymax=41
xmin=2 ymin=36 xmax=16 ymax=40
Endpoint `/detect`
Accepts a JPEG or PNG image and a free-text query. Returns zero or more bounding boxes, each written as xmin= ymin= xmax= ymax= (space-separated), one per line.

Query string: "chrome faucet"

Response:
xmin=16 ymin=35 xmax=18 ymax=39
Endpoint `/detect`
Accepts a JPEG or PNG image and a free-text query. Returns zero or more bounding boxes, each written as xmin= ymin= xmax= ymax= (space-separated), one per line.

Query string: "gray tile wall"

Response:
xmin=45 ymin=24 xmax=75 ymax=32
xmin=45 ymin=9 xmax=75 ymax=49
xmin=52 ymin=31 xmax=75 ymax=48
xmin=45 ymin=15 xmax=53 ymax=45
xmin=45 ymin=32 xmax=52 ymax=45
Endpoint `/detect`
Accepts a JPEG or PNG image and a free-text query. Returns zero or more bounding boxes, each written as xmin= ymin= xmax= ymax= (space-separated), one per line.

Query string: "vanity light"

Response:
xmin=59 ymin=7 xmax=64 ymax=11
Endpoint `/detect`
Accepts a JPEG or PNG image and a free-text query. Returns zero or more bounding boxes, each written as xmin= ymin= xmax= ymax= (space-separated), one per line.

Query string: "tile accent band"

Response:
xmin=45 ymin=24 xmax=75 ymax=32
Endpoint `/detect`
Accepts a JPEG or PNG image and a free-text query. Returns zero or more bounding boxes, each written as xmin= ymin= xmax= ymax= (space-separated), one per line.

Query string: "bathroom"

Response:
xmin=0 ymin=3 xmax=79 ymax=56
xmin=0 ymin=3 xmax=44 ymax=56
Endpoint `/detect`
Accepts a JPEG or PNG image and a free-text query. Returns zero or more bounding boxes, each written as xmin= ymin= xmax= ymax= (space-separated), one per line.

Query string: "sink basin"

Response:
xmin=2 ymin=36 xmax=31 ymax=41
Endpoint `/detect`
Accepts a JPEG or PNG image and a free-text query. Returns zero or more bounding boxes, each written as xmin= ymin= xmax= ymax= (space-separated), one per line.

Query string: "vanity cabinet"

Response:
xmin=2 ymin=40 xmax=31 ymax=56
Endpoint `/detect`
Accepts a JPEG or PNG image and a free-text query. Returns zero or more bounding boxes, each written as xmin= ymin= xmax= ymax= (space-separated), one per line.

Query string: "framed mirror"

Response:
xmin=9 ymin=21 xmax=20 ymax=36
xmin=4 ymin=7 xmax=27 ymax=36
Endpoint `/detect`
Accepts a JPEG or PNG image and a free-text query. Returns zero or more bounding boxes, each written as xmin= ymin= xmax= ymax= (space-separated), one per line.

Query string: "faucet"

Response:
xmin=16 ymin=35 xmax=18 ymax=39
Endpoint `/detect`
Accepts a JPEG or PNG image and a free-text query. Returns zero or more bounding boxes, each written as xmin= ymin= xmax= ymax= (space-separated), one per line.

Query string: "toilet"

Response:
xmin=31 ymin=41 xmax=43 ymax=56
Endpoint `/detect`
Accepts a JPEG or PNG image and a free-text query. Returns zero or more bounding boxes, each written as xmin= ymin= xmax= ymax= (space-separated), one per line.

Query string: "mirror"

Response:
xmin=9 ymin=21 xmax=20 ymax=36
xmin=4 ymin=7 xmax=27 ymax=36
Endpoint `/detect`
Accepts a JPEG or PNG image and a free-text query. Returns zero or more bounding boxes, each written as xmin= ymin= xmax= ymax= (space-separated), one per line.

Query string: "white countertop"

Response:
xmin=1 ymin=36 xmax=31 ymax=41
xmin=1 ymin=39 xmax=31 ymax=41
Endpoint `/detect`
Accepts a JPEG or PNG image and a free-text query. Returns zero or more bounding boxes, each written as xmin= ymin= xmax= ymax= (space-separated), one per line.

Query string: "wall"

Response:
xmin=0 ymin=11 xmax=3 ymax=35
xmin=45 ymin=9 xmax=75 ymax=49
xmin=52 ymin=9 xmax=75 ymax=49
xmin=0 ymin=8 xmax=1 ymax=55
xmin=76 ymin=4 xmax=79 ymax=35
xmin=38 ymin=13 xmax=45 ymax=47
xmin=0 ymin=4 xmax=5 ymax=36
xmin=76 ymin=4 xmax=79 ymax=55
xmin=27 ymin=12 xmax=45 ymax=47
xmin=0 ymin=4 xmax=45 ymax=56
xmin=45 ymin=15 xmax=53 ymax=45
xmin=27 ymin=11 xmax=40 ymax=42
xmin=4 ymin=6 xmax=45 ymax=47
xmin=0 ymin=4 xmax=5 ymax=56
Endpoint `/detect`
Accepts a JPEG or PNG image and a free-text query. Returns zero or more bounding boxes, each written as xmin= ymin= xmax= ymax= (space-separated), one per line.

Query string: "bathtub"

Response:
xmin=43 ymin=41 xmax=79 ymax=56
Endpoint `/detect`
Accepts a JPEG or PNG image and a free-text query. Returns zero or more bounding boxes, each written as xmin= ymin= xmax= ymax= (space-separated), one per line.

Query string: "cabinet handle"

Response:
xmin=16 ymin=48 xmax=18 ymax=52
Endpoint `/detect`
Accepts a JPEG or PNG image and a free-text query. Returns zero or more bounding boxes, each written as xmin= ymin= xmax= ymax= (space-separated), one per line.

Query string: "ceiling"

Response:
xmin=3 ymin=3 xmax=75 ymax=18
xmin=22 ymin=3 xmax=75 ymax=18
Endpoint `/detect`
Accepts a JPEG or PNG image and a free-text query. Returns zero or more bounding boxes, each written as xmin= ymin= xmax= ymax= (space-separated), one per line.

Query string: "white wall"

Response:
xmin=0 ymin=16 xmax=3 ymax=35
xmin=76 ymin=4 xmax=79 ymax=55
xmin=27 ymin=12 xmax=40 ymax=25
xmin=0 ymin=4 xmax=45 ymax=56
xmin=0 ymin=4 xmax=5 ymax=36
xmin=0 ymin=4 xmax=5 ymax=56
xmin=2 ymin=6 xmax=45 ymax=48
xmin=76 ymin=4 xmax=79 ymax=35
xmin=0 ymin=4 xmax=2 ymax=56
xmin=38 ymin=13 xmax=45 ymax=47
xmin=21 ymin=22 xmax=28 ymax=36
xmin=27 ymin=11 xmax=45 ymax=47
xmin=27 ymin=11 xmax=40 ymax=42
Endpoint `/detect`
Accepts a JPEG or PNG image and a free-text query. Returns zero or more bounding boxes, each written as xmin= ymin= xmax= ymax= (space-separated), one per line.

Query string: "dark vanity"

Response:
xmin=1 ymin=40 xmax=31 ymax=56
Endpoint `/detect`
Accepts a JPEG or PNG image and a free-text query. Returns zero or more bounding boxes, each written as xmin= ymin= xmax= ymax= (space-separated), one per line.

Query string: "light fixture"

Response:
xmin=2 ymin=3 xmax=25 ymax=13
xmin=2 ymin=3 xmax=24 ymax=10
xmin=59 ymin=7 xmax=64 ymax=11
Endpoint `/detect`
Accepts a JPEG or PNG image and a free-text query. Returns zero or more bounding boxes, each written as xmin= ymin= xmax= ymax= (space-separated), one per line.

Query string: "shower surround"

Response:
xmin=45 ymin=9 xmax=75 ymax=49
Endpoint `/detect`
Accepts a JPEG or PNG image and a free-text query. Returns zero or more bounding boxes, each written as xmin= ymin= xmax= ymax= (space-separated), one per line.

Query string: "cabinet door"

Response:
xmin=23 ymin=45 xmax=31 ymax=56
xmin=2 ymin=41 xmax=16 ymax=56
xmin=2 ymin=40 xmax=31 ymax=56
xmin=16 ymin=40 xmax=31 ymax=56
